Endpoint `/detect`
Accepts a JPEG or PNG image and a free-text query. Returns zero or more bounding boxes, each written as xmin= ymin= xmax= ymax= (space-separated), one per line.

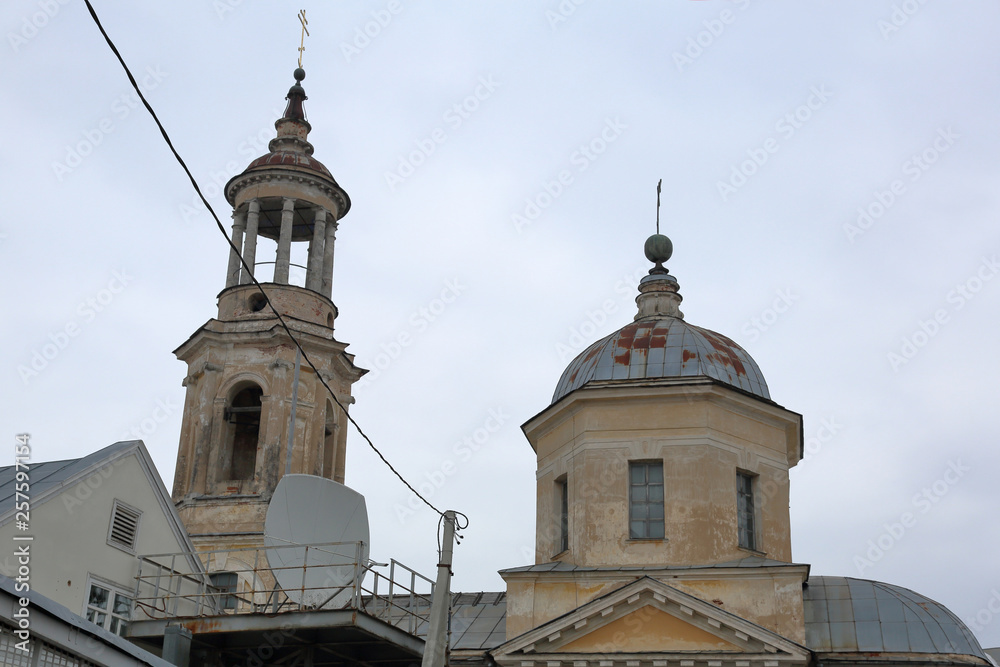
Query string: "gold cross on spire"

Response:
xmin=297 ymin=9 xmax=309 ymax=68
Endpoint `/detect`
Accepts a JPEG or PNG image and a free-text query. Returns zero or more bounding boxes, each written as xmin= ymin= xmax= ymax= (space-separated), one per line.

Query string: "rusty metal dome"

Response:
xmin=552 ymin=317 xmax=770 ymax=404
xmin=243 ymin=150 xmax=333 ymax=179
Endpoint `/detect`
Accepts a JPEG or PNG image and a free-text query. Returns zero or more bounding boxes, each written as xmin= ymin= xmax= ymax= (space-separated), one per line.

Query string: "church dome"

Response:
xmin=553 ymin=317 xmax=770 ymax=404
xmin=244 ymin=150 xmax=333 ymax=180
xmin=803 ymin=576 xmax=990 ymax=660
xmin=552 ymin=233 xmax=770 ymax=405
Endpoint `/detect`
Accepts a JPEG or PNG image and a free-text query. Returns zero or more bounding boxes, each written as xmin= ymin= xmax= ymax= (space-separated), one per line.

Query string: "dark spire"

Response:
xmin=282 ymin=67 xmax=307 ymax=121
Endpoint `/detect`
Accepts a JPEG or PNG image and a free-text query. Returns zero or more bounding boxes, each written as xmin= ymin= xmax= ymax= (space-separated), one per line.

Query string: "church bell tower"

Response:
xmin=171 ymin=68 xmax=366 ymax=552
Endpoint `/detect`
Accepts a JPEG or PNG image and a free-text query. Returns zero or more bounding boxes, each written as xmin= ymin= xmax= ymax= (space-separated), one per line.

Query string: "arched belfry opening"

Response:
xmin=225 ymin=384 xmax=263 ymax=481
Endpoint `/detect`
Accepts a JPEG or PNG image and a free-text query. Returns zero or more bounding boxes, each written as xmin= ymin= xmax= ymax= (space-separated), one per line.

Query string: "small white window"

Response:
xmin=107 ymin=500 xmax=142 ymax=552
xmin=85 ymin=578 xmax=133 ymax=637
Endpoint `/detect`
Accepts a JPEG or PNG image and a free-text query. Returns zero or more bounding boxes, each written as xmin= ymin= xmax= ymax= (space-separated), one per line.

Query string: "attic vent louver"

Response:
xmin=108 ymin=500 xmax=141 ymax=551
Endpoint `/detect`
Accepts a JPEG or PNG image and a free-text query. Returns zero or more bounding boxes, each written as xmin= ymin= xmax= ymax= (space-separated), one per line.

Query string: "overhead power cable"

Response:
xmin=82 ymin=0 xmax=450 ymax=520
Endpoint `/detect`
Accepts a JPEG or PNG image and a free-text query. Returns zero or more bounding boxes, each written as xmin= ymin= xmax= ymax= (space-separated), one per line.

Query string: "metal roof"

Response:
xmin=552 ymin=317 xmax=770 ymax=404
xmin=435 ymin=575 xmax=991 ymax=658
xmin=0 ymin=440 xmax=138 ymax=518
xmin=399 ymin=592 xmax=507 ymax=651
xmin=245 ymin=150 xmax=333 ymax=179
xmin=804 ymin=576 xmax=989 ymax=659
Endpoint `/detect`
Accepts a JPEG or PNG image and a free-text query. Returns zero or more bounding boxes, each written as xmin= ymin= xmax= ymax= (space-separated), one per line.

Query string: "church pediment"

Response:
xmin=558 ymin=605 xmax=742 ymax=653
xmin=492 ymin=577 xmax=809 ymax=667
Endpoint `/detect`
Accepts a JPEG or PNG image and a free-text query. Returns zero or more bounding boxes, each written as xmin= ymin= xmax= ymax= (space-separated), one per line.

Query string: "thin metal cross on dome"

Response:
xmin=656 ymin=178 xmax=663 ymax=234
xmin=297 ymin=9 xmax=310 ymax=68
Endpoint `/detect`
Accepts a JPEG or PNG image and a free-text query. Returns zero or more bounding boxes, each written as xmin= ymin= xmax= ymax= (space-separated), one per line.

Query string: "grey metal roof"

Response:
xmin=0 ymin=440 xmax=139 ymax=518
xmin=552 ymin=317 xmax=770 ymax=405
xmin=804 ymin=576 xmax=989 ymax=660
xmin=499 ymin=556 xmax=800 ymax=575
xmin=393 ymin=592 xmax=507 ymax=651
xmin=401 ymin=575 xmax=991 ymax=658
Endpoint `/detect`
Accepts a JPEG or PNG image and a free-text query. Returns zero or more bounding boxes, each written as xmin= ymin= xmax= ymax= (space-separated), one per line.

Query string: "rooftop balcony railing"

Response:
xmin=131 ymin=541 xmax=435 ymax=636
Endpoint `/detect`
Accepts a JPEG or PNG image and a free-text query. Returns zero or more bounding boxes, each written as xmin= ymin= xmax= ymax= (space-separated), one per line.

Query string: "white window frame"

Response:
xmin=84 ymin=575 xmax=134 ymax=638
xmin=106 ymin=498 xmax=142 ymax=553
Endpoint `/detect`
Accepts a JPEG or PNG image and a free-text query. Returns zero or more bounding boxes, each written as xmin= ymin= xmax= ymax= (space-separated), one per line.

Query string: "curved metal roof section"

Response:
xmin=552 ymin=317 xmax=770 ymax=404
xmin=245 ymin=150 xmax=334 ymax=179
xmin=803 ymin=576 xmax=989 ymax=660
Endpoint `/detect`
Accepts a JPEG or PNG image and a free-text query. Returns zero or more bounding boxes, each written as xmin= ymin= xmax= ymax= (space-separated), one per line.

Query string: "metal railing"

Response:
xmin=131 ymin=542 xmax=435 ymax=634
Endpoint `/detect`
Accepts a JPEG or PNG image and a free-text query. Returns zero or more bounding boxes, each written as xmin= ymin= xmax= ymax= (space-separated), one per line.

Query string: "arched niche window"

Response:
xmin=224 ymin=385 xmax=263 ymax=481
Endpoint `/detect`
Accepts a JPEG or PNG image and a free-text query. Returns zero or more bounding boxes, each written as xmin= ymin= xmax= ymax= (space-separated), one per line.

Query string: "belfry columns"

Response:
xmin=225 ymin=198 xmax=335 ymax=296
xmin=240 ymin=199 xmax=260 ymax=285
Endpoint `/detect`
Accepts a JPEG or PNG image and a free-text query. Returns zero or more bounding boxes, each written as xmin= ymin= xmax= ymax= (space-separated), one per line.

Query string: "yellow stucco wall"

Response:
xmin=560 ymin=606 xmax=742 ymax=652
xmin=529 ymin=385 xmax=800 ymax=567
xmin=501 ymin=569 xmax=807 ymax=643
xmin=507 ymin=382 xmax=806 ymax=645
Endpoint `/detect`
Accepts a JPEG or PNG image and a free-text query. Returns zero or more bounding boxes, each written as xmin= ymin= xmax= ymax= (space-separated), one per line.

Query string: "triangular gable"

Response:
xmin=560 ymin=605 xmax=743 ymax=653
xmin=0 ymin=440 xmax=203 ymax=575
xmin=492 ymin=576 xmax=810 ymax=667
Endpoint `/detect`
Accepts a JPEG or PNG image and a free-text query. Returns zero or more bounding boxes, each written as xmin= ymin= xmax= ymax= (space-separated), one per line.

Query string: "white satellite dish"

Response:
xmin=264 ymin=474 xmax=370 ymax=608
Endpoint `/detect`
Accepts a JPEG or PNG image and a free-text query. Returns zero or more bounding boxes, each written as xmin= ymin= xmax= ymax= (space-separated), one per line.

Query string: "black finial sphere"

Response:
xmin=644 ymin=234 xmax=673 ymax=264
xmin=293 ymin=67 xmax=306 ymax=82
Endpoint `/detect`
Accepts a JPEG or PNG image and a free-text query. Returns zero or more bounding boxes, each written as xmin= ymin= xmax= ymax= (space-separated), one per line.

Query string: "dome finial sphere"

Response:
xmin=644 ymin=234 xmax=673 ymax=264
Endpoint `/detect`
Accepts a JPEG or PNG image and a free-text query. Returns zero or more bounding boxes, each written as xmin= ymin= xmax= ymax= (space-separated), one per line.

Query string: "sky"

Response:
xmin=2 ymin=0 xmax=999 ymax=649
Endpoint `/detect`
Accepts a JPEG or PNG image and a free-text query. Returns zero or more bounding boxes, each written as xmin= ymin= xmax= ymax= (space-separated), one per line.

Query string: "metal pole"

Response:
xmin=285 ymin=346 xmax=302 ymax=475
xmin=421 ymin=511 xmax=456 ymax=667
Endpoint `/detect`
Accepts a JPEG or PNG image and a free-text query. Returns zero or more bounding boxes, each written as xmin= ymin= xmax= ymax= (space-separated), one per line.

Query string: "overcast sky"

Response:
xmin=3 ymin=0 xmax=999 ymax=648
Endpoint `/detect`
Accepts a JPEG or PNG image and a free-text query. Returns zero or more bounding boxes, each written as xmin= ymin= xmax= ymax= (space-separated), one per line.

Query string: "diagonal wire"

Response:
xmin=82 ymin=0 xmax=448 ymax=519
